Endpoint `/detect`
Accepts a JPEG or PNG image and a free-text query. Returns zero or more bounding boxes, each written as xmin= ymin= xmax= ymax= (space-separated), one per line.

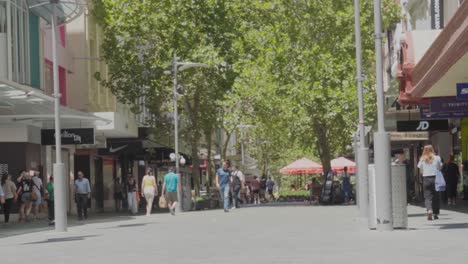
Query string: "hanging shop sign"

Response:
xmin=396 ymin=120 xmax=449 ymax=132
xmin=431 ymin=0 xmax=444 ymax=30
xmin=41 ymin=128 xmax=95 ymax=145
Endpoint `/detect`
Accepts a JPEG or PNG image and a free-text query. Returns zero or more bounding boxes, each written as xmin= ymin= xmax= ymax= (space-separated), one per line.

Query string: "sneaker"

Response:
xmin=224 ymin=209 xmax=229 ymax=213
xmin=49 ymin=221 xmax=55 ymax=226
xmin=434 ymin=215 xmax=439 ymax=220
xmin=170 ymin=208 xmax=175 ymax=216
xmin=427 ymin=212 xmax=433 ymax=221
xmin=230 ymin=206 xmax=236 ymax=210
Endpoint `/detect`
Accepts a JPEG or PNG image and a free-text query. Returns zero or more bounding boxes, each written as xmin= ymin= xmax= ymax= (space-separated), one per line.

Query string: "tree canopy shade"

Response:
xmin=92 ymin=0 xmax=401 ymax=184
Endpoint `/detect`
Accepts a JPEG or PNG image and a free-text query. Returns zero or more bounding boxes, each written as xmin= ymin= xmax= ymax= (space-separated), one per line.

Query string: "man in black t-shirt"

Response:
xmin=230 ymin=165 xmax=245 ymax=209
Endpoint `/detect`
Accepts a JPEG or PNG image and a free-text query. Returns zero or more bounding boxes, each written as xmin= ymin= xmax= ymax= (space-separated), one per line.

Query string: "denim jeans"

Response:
xmin=219 ymin=184 xmax=230 ymax=210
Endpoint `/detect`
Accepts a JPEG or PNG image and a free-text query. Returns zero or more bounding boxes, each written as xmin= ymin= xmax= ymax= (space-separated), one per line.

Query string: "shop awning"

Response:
xmin=0 ymin=79 xmax=108 ymax=128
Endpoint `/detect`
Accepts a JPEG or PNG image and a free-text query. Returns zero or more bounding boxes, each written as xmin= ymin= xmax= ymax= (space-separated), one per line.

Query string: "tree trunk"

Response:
xmin=314 ymin=122 xmax=332 ymax=180
xmin=222 ymin=129 xmax=234 ymax=160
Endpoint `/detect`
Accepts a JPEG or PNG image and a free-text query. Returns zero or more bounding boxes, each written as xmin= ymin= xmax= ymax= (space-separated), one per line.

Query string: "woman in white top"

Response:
xmin=1 ymin=173 xmax=17 ymax=223
xmin=417 ymin=145 xmax=442 ymax=220
xmin=141 ymin=168 xmax=158 ymax=216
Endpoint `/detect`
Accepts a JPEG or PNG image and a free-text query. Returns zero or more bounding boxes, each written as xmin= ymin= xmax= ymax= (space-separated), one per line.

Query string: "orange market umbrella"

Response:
xmin=280 ymin=158 xmax=323 ymax=175
xmin=331 ymin=157 xmax=356 ymax=173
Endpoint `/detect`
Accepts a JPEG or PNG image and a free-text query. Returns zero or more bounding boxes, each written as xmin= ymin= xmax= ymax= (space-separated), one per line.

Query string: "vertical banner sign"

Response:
xmin=431 ymin=0 xmax=444 ymax=29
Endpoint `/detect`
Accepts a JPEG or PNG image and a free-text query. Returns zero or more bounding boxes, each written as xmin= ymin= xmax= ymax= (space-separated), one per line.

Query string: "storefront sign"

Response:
xmin=396 ymin=120 xmax=449 ymax=132
xmin=41 ymin=128 xmax=95 ymax=145
xmin=430 ymin=97 xmax=468 ymax=113
xmin=456 ymin=83 xmax=468 ymax=100
xmin=431 ymin=0 xmax=444 ymax=30
xmin=420 ymin=106 xmax=468 ymax=119
xmin=390 ymin=132 xmax=429 ymax=141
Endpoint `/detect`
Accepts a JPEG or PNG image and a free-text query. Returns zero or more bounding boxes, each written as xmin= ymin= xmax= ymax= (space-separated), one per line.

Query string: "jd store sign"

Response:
xmin=396 ymin=120 xmax=449 ymax=132
xmin=41 ymin=128 xmax=95 ymax=145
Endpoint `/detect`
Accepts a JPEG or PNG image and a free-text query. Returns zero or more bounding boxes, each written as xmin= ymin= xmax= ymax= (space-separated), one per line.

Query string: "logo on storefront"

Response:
xmin=41 ymin=128 xmax=95 ymax=145
xmin=457 ymin=83 xmax=468 ymax=100
xmin=396 ymin=120 xmax=449 ymax=132
xmin=416 ymin=121 xmax=430 ymax=131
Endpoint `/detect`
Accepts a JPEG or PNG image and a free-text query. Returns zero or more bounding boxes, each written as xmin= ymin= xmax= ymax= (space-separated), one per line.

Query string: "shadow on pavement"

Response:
xmin=434 ymin=223 xmax=468 ymax=230
xmin=22 ymin=235 xmax=101 ymax=245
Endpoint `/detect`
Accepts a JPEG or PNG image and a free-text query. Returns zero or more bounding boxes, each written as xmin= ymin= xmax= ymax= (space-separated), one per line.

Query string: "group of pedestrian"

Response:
xmin=216 ymin=161 xmax=274 ymax=212
xmin=139 ymin=167 xmax=180 ymax=216
xmin=0 ymin=170 xmax=56 ymax=225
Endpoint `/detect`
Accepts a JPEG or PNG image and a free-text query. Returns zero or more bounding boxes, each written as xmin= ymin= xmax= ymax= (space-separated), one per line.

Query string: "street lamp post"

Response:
xmin=165 ymin=54 xmax=207 ymax=212
xmin=50 ymin=3 xmax=67 ymax=233
xmin=373 ymin=0 xmax=393 ymax=231
xmin=353 ymin=0 xmax=369 ymax=219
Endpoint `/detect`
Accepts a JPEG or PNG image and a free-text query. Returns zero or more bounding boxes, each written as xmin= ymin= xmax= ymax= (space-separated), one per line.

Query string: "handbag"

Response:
xmin=159 ymin=194 xmax=168 ymax=208
xmin=30 ymin=181 xmax=40 ymax=201
xmin=435 ymin=169 xmax=446 ymax=192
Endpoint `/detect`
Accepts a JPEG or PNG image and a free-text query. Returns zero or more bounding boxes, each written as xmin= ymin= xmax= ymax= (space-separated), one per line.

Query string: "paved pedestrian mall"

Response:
xmin=1 ymin=205 xmax=468 ymax=264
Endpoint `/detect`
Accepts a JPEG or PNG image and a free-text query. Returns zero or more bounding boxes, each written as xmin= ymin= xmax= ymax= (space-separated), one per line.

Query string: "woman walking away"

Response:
xmin=127 ymin=176 xmax=138 ymax=215
xmin=1 ymin=173 xmax=17 ymax=223
xmin=16 ymin=171 xmax=33 ymax=222
xmin=445 ymin=155 xmax=460 ymax=205
xmin=141 ymin=168 xmax=157 ymax=216
xmin=418 ymin=145 xmax=442 ymax=220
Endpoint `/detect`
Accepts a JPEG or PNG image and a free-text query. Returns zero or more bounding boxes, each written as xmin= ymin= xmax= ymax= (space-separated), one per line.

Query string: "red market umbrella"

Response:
xmin=331 ymin=157 xmax=356 ymax=173
xmin=280 ymin=158 xmax=323 ymax=175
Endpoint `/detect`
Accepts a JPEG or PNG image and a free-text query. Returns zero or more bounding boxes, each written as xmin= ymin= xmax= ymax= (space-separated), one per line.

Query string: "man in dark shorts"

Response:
xmin=162 ymin=167 xmax=180 ymax=215
xmin=251 ymin=176 xmax=261 ymax=204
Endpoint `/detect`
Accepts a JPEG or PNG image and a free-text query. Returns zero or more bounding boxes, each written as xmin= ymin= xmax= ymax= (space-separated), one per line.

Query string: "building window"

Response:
xmin=0 ymin=0 xmax=30 ymax=84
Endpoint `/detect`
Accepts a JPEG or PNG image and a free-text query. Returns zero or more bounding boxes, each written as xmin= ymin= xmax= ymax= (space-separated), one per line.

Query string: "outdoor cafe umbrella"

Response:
xmin=331 ymin=157 xmax=356 ymax=173
xmin=279 ymin=158 xmax=323 ymax=175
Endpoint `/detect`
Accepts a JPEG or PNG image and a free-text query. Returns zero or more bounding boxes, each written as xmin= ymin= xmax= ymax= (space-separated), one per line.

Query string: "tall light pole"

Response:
xmin=165 ymin=54 xmax=207 ymax=212
xmin=354 ymin=0 xmax=369 ymax=219
xmin=28 ymin=0 xmax=84 ymax=234
xmin=373 ymin=0 xmax=393 ymax=231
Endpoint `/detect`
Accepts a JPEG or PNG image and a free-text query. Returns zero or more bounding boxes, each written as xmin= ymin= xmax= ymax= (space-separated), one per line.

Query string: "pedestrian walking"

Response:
xmin=127 ymin=176 xmax=138 ymax=215
xmin=418 ymin=145 xmax=442 ymax=220
xmin=16 ymin=171 xmax=33 ymax=222
xmin=259 ymin=176 xmax=267 ymax=202
xmin=216 ymin=162 xmax=231 ymax=212
xmin=30 ymin=170 xmax=43 ymax=220
xmin=251 ymin=176 xmax=261 ymax=205
xmin=230 ymin=165 xmax=245 ymax=209
xmin=74 ymin=171 xmax=91 ymax=221
xmin=114 ymin=177 xmax=124 ymax=212
xmin=1 ymin=173 xmax=17 ymax=224
xmin=141 ymin=168 xmax=157 ymax=216
xmin=444 ymin=155 xmax=460 ymax=205
xmin=266 ymin=177 xmax=275 ymax=202
xmin=342 ymin=167 xmax=353 ymax=204
xmin=45 ymin=176 xmax=55 ymax=226
xmin=162 ymin=167 xmax=180 ymax=215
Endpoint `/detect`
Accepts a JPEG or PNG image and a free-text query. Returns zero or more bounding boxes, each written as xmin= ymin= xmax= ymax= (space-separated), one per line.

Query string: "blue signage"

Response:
xmin=456 ymin=83 xmax=468 ymax=100
xmin=430 ymin=97 xmax=468 ymax=112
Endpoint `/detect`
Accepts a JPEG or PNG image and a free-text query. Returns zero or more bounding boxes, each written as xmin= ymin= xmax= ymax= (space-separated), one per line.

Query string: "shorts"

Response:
xmin=32 ymin=193 xmax=42 ymax=206
xmin=165 ymin=192 xmax=178 ymax=204
xmin=21 ymin=192 xmax=31 ymax=202
xmin=252 ymin=189 xmax=259 ymax=194
xmin=268 ymin=190 xmax=273 ymax=195
xmin=144 ymin=187 xmax=155 ymax=200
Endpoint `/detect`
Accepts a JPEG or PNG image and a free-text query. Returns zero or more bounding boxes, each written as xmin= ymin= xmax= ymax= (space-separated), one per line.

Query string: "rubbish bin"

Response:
xmin=368 ymin=164 xmax=408 ymax=229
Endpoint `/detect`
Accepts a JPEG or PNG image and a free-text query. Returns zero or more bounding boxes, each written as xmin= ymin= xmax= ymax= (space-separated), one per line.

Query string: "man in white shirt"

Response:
xmin=31 ymin=171 xmax=43 ymax=220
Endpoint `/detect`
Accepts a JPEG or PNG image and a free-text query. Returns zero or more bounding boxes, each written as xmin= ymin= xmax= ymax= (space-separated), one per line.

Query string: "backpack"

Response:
xmin=232 ymin=171 xmax=241 ymax=186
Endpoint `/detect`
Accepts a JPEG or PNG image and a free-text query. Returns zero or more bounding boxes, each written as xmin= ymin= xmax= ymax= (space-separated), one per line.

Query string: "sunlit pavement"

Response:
xmin=1 ymin=205 xmax=468 ymax=264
